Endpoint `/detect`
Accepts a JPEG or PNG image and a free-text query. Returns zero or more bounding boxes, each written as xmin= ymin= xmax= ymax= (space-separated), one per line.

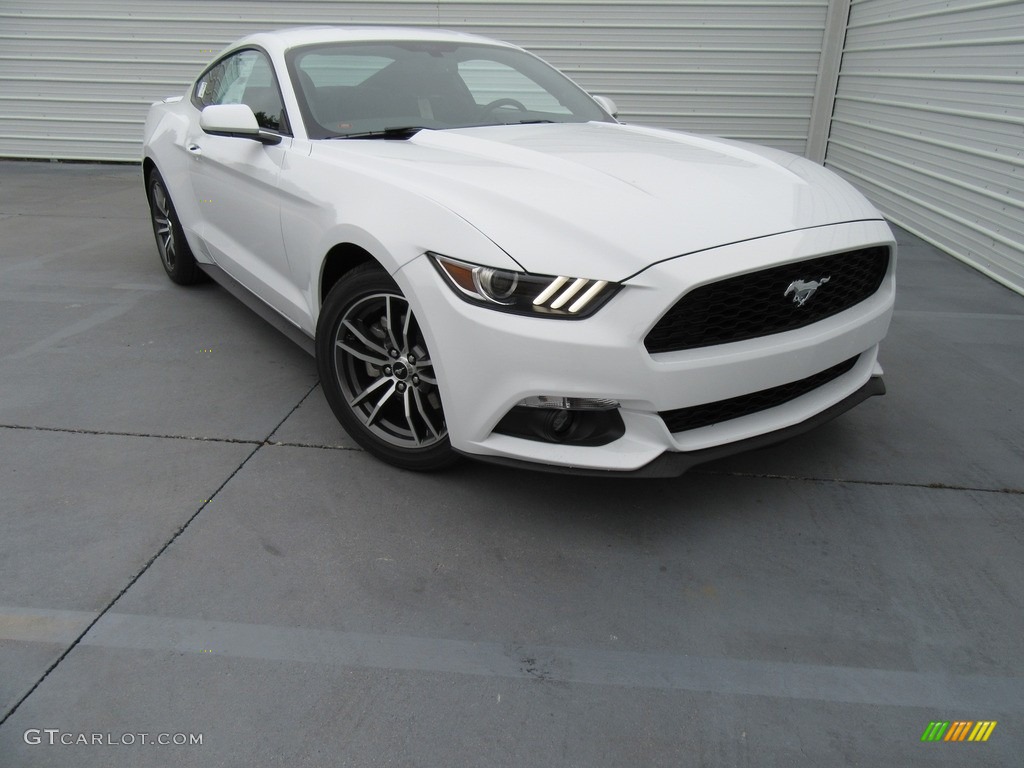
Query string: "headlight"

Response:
xmin=430 ymin=253 xmax=618 ymax=318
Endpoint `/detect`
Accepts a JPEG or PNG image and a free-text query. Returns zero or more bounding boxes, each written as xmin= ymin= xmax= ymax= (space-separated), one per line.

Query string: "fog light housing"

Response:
xmin=493 ymin=396 xmax=624 ymax=446
xmin=516 ymin=395 xmax=619 ymax=411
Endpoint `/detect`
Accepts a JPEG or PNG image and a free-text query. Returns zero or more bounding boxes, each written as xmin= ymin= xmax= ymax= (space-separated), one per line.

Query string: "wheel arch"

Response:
xmin=314 ymin=263 xmax=459 ymax=471
xmin=318 ymin=242 xmax=378 ymax=307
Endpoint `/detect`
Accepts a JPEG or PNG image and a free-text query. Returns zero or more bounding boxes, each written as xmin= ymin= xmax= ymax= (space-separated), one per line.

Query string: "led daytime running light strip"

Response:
xmin=534 ymin=277 xmax=609 ymax=314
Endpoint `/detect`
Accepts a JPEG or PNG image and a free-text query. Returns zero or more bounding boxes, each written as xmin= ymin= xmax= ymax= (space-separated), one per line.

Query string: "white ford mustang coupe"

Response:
xmin=143 ymin=26 xmax=895 ymax=475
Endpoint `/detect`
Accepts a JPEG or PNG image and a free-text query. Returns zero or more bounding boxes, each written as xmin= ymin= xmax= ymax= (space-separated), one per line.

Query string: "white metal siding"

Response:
xmin=435 ymin=1 xmax=831 ymax=154
xmin=0 ymin=0 xmax=831 ymax=162
xmin=826 ymin=0 xmax=1024 ymax=294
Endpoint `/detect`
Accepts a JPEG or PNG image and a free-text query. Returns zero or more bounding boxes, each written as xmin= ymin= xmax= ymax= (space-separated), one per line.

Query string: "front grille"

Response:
xmin=660 ymin=355 xmax=859 ymax=433
xmin=645 ymin=246 xmax=889 ymax=353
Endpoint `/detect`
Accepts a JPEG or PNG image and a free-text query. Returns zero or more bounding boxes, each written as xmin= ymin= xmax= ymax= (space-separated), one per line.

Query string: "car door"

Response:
xmin=187 ymin=48 xmax=307 ymax=326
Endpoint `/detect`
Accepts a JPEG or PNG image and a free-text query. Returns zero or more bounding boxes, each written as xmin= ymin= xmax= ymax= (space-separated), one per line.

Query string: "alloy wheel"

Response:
xmin=150 ymin=179 xmax=177 ymax=272
xmin=332 ymin=291 xmax=447 ymax=449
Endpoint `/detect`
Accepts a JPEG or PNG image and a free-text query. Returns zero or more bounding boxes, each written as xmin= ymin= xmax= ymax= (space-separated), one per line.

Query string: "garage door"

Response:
xmin=825 ymin=0 xmax=1024 ymax=294
xmin=0 ymin=0 xmax=833 ymax=162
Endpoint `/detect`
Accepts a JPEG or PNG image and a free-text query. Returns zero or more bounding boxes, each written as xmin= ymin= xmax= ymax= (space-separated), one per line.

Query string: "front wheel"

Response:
xmin=316 ymin=265 xmax=459 ymax=471
xmin=146 ymin=169 xmax=202 ymax=285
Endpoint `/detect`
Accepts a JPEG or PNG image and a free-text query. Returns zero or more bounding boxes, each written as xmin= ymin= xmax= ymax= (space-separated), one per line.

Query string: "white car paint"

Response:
xmin=304 ymin=121 xmax=882 ymax=282
xmin=143 ymin=26 xmax=895 ymax=475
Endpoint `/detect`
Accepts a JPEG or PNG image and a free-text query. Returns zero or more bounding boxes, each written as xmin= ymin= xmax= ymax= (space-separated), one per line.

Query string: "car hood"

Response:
xmin=312 ymin=122 xmax=882 ymax=281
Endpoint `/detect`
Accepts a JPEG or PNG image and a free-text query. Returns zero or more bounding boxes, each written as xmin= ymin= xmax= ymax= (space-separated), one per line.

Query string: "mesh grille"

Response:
xmin=645 ymin=246 xmax=889 ymax=354
xmin=660 ymin=356 xmax=859 ymax=433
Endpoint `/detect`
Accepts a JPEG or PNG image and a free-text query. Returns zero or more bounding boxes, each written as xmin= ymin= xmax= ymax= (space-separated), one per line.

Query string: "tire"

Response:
xmin=146 ymin=169 xmax=203 ymax=285
xmin=316 ymin=264 xmax=459 ymax=471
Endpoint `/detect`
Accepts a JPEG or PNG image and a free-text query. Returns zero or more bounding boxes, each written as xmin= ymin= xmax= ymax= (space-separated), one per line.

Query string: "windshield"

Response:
xmin=286 ymin=40 xmax=613 ymax=139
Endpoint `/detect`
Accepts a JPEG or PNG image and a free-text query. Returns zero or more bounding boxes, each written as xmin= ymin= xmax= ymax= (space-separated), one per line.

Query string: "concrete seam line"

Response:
xmin=0 ymin=382 xmax=321 ymax=728
xmin=0 ymin=418 xmax=364 ymax=454
xmin=694 ymin=469 xmax=1024 ymax=496
xmin=0 ymin=423 xmax=262 ymax=446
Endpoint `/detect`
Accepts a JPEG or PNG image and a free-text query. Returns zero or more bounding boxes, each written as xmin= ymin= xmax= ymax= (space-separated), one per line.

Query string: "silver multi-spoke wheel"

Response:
xmin=334 ymin=291 xmax=446 ymax=448
xmin=150 ymin=180 xmax=177 ymax=272
xmin=317 ymin=265 xmax=457 ymax=471
xmin=146 ymin=169 xmax=202 ymax=285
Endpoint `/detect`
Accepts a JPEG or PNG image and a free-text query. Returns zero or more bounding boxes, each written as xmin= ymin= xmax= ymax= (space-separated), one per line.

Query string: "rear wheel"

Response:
xmin=316 ymin=264 xmax=458 ymax=471
xmin=147 ymin=169 xmax=202 ymax=285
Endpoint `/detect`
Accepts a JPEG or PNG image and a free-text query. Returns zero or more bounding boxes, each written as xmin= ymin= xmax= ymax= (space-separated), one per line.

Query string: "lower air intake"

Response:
xmin=659 ymin=356 xmax=859 ymax=433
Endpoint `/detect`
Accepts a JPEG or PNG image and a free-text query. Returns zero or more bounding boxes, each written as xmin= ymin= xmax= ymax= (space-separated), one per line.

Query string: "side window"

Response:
xmin=193 ymin=49 xmax=289 ymax=133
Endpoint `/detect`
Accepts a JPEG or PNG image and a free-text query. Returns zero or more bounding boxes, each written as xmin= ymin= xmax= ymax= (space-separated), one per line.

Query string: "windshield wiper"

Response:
xmin=331 ymin=126 xmax=430 ymax=140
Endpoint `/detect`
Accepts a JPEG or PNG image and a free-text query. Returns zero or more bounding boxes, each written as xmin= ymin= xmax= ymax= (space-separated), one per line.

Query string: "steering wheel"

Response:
xmin=480 ymin=98 xmax=528 ymax=115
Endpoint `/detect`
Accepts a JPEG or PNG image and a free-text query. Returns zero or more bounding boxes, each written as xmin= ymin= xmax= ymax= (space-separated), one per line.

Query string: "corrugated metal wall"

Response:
xmin=0 ymin=0 xmax=832 ymax=162
xmin=825 ymin=0 xmax=1024 ymax=294
xmin=7 ymin=1 xmax=1020 ymax=292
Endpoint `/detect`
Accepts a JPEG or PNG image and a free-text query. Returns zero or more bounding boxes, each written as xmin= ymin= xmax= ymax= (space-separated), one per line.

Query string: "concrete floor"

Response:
xmin=0 ymin=160 xmax=1021 ymax=767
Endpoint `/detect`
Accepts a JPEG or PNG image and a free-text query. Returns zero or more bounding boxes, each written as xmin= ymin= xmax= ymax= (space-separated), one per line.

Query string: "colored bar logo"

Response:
xmin=921 ymin=721 xmax=997 ymax=742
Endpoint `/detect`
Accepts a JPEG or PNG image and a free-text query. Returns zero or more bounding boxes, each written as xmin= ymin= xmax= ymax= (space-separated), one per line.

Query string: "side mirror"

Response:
xmin=592 ymin=95 xmax=618 ymax=119
xmin=200 ymin=104 xmax=281 ymax=145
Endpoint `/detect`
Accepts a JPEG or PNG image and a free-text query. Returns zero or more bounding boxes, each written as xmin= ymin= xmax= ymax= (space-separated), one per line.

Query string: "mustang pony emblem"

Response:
xmin=785 ymin=277 xmax=831 ymax=307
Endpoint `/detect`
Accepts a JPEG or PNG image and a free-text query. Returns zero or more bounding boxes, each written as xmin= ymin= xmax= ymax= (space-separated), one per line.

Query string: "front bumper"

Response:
xmin=395 ymin=220 xmax=896 ymax=474
xmin=462 ymin=374 xmax=885 ymax=477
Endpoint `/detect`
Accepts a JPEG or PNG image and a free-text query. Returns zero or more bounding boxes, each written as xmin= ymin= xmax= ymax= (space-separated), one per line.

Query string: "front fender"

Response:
xmin=143 ymin=99 xmax=206 ymax=260
xmin=279 ymin=147 xmax=518 ymax=325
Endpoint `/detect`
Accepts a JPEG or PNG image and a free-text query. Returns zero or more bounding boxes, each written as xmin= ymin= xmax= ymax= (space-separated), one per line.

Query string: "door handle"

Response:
xmin=186 ymin=143 xmax=202 ymax=156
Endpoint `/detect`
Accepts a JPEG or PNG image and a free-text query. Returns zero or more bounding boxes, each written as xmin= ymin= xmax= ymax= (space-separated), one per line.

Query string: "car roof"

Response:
xmin=231 ymin=26 xmax=518 ymax=56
